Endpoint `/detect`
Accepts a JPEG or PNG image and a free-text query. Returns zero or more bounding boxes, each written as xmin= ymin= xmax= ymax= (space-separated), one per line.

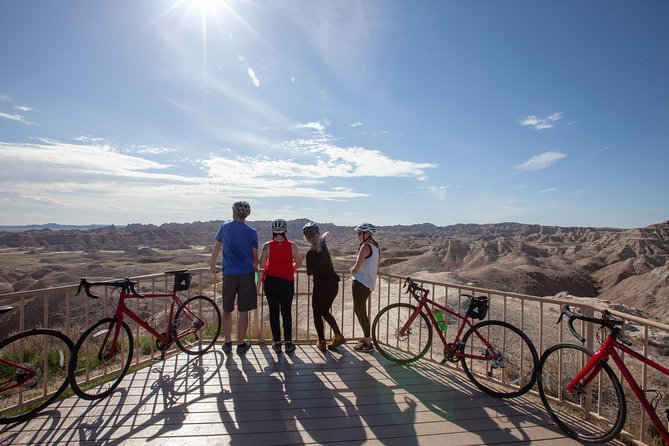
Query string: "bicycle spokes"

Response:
xmin=173 ymin=295 xmax=220 ymax=355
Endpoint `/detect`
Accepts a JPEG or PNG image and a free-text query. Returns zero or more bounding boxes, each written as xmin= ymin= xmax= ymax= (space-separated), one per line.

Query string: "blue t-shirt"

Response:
xmin=214 ymin=220 xmax=258 ymax=275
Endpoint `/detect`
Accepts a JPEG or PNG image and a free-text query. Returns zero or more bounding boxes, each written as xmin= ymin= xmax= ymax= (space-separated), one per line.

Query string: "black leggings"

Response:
xmin=352 ymin=280 xmax=371 ymax=338
xmin=264 ymin=276 xmax=294 ymax=342
xmin=312 ymin=281 xmax=341 ymax=341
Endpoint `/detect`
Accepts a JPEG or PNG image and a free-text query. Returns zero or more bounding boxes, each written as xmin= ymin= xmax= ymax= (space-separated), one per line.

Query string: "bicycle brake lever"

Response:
xmin=567 ymin=316 xmax=586 ymax=343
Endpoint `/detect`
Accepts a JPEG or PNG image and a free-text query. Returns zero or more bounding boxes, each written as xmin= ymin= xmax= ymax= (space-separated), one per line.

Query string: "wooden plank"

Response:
xmin=0 ymin=344 xmax=617 ymax=446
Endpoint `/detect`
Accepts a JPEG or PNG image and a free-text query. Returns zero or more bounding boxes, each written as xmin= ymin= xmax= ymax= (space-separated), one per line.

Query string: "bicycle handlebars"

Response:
xmin=403 ymin=277 xmax=429 ymax=299
xmin=77 ymin=278 xmax=141 ymax=299
xmin=557 ymin=304 xmax=625 ymax=344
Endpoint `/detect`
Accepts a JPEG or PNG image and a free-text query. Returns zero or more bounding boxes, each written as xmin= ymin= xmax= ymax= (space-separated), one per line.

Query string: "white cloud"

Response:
xmin=0 ymin=128 xmax=438 ymax=222
xmin=247 ymin=67 xmax=260 ymax=87
xmin=515 ymin=151 xmax=567 ymax=172
xmin=537 ymin=187 xmax=557 ymax=193
xmin=427 ymin=186 xmax=448 ymax=201
xmin=15 ymin=105 xmax=33 ymax=112
xmin=0 ymin=112 xmax=33 ymax=125
xmin=350 ymin=122 xmax=363 ymax=127
xmin=295 ymin=121 xmax=327 ymax=133
xmin=520 ymin=112 xmax=563 ymax=130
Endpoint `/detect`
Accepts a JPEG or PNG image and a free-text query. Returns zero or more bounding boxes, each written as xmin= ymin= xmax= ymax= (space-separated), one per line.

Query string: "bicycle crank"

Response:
xmin=156 ymin=332 xmax=172 ymax=352
xmin=16 ymin=364 xmax=39 ymax=388
xmin=441 ymin=342 xmax=463 ymax=364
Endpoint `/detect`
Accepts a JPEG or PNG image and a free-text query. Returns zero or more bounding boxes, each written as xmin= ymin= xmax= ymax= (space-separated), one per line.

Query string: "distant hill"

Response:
xmin=0 ymin=223 xmax=110 ymax=232
xmin=1 ymin=219 xmax=668 ymax=322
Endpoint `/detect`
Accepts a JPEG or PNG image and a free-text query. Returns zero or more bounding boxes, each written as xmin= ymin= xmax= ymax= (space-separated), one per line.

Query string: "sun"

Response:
xmin=163 ymin=0 xmax=231 ymax=27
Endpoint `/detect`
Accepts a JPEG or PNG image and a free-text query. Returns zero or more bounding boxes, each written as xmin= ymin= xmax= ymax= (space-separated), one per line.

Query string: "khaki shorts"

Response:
xmin=222 ymin=273 xmax=258 ymax=312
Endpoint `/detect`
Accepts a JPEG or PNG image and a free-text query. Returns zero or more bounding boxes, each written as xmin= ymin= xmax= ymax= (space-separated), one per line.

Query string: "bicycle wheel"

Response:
xmin=69 ymin=317 xmax=134 ymax=400
xmin=173 ymin=295 xmax=221 ymax=355
xmin=537 ymin=343 xmax=626 ymax=443
xmin=460 ymin=320 xmax=538 ymax=398
xmin=372 ymin=303 xmax=432 ymax=364
xmin=0 ymin=329 xmax=73 ymax=424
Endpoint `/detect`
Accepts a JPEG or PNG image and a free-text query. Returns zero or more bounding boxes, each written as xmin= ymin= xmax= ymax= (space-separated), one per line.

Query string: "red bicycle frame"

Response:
xmin=100 ymin=289 xmax=186 ymax=361
xmin=567 ymin=333 xmax=669 ymax=444
xmin=0 ymin=359 xmax=35 ymax=391
xmin=402 ymin=287 xmax=498 ymax=362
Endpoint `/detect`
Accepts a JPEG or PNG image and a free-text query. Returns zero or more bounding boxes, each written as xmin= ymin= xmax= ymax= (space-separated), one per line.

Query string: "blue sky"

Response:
xmin=1 ymin=1 xmax=667 ymax=229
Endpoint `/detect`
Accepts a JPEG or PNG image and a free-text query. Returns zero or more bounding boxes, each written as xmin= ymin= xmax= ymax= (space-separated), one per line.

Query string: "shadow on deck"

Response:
xmin=0 ymin=343 xmax=609 ymax=446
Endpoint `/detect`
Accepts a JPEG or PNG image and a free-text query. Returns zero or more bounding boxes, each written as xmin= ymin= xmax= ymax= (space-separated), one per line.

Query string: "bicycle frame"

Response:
xmin=0 ymin=359 xmax=35 ymax=391
xmin=567 ymin=333 xmax=669 ymax=444
xmin=100 ymin=289 xmax=185 ymax=361
xmin=403 ymin=288 xmax=497 ymax=362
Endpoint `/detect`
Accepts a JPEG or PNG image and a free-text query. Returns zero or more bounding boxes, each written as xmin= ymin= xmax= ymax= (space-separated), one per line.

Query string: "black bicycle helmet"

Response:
xmin=232 ymin=201 xmax=251 ymax=217
xmin=271 ymin=219 xmax=288 ymax=233
xmin=302 ymin=221 xmax=320 ymax=237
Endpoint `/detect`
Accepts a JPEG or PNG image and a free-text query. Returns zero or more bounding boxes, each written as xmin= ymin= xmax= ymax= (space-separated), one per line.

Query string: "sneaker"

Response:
xmin=328 ymin=333 xmax=346 ymax=350
xmin=353 ymin=339 xmax=374 ymax=351
xmin=284 ymin=341 xmax=295 ymax=353
xmin=316 ymin=340 xmax=327 ymax=352
xmin=272 ymin=341 xmax=282 ymax=353
xmin=236 ymin=340 xmax=251 ymax=355
xmin=222 ymin=342 xmax=233 ymax=354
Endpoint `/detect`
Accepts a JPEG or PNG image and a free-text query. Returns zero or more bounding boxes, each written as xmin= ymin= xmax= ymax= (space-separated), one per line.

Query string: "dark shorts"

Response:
xmin=222 ymin=273 xmax=258 ymax=313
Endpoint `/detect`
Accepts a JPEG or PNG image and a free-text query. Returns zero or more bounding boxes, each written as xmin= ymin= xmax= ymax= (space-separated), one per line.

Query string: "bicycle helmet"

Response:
xmin=354 ymin=223 xmax=377 ymax=234
xmin=302 ymin=221 xmax=320 ymax=237
xmin=232 ymin=201 xmax=251 ymax=218
xmin=271 ymin=218 xmax=288 ymax=233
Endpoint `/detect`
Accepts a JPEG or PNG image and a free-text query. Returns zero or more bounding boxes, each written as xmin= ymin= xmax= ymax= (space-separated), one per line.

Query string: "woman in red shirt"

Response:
xmin=259 ymin=219 xmax=302 ymax=353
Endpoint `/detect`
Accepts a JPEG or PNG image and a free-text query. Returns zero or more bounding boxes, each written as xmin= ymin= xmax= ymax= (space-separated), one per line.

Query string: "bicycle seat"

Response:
xmin=0 ymin=305 xmax=13 ymax=314
xmin=165 ymin=269 xmax=188 ymax=276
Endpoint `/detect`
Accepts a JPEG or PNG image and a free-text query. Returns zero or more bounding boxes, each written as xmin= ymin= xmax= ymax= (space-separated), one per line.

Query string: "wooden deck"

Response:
xmin=0 ymin=343 xmax=612 ymax=446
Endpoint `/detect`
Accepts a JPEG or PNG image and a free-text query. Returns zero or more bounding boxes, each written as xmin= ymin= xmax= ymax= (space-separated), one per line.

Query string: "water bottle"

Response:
xmin=433 ymin=309 xmax=447 ymax=331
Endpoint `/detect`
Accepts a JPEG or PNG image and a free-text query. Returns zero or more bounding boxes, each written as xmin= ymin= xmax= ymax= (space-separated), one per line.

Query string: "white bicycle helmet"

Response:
xmin=232 ymin=201 xmax=251 ymax=217
xmin=302 ymin=221 xmax=320 ymax=237
xmin=271 ymin=219 xmax=288 ymax=233
xmin=354 ymin=222 xmax=377 ymax=234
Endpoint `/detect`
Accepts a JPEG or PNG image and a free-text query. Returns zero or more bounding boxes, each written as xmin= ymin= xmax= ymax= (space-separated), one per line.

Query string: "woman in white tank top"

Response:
xmin=350 ymin=223 xmax=380 ymax=351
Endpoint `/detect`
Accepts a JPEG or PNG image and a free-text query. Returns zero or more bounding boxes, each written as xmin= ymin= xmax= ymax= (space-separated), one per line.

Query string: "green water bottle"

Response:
xmin=433 ymin=309 xmax=447 ymax=331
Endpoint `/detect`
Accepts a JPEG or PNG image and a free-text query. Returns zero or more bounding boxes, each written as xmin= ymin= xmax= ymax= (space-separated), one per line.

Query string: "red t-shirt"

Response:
xmin=265 ymin=240 xmax=295 ymax=281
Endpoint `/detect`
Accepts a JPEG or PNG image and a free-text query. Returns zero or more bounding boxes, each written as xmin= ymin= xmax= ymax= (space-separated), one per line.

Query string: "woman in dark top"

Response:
xmin=302 ymin=222 xmax=347 ymax=352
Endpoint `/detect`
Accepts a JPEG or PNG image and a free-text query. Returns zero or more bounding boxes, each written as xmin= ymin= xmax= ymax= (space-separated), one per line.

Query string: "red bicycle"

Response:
xmin=537 ymin=305 xmax=669 ymax=444
xmin=0 ymin=306 xmax=73 ymax=424
xmin=372 ymin=277 xmax=538 ymax=398
xmin=69 ymin=270 xmax=221 ymax=400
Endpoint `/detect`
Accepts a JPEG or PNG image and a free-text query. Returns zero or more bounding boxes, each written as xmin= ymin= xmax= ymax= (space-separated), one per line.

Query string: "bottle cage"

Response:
xmin=466 ymin=296 xmax=489 ymax=320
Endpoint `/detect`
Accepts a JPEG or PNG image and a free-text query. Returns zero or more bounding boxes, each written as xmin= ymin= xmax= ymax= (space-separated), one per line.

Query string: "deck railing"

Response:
xmin=1 ymin=268 xmax=667 ymax=444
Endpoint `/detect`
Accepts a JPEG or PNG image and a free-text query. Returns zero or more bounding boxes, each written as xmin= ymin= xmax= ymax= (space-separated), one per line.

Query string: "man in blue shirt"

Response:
xmin=210 ymin=201 xmax=259 ymax=354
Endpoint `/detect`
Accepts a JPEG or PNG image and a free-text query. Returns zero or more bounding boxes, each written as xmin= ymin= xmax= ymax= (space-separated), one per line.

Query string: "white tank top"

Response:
xmin=352 ymin=243 xmax=379 ymax=291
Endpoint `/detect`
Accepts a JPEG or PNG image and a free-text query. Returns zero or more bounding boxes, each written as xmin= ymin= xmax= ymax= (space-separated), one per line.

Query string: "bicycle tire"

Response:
xmin=69 ymin=317 xmax=134 ymax=400
xmin=460 ymin=320 xmax=538 ymax=398
xmin=372 ymin=303 xmax=432 ymax=364
xmin=173 ymin=295 xmax=221 ymax=355
xmin=537 ymin=343 xmax=626 ymax=443
xmin=0 ymin=328 xmax=73 ymax=424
